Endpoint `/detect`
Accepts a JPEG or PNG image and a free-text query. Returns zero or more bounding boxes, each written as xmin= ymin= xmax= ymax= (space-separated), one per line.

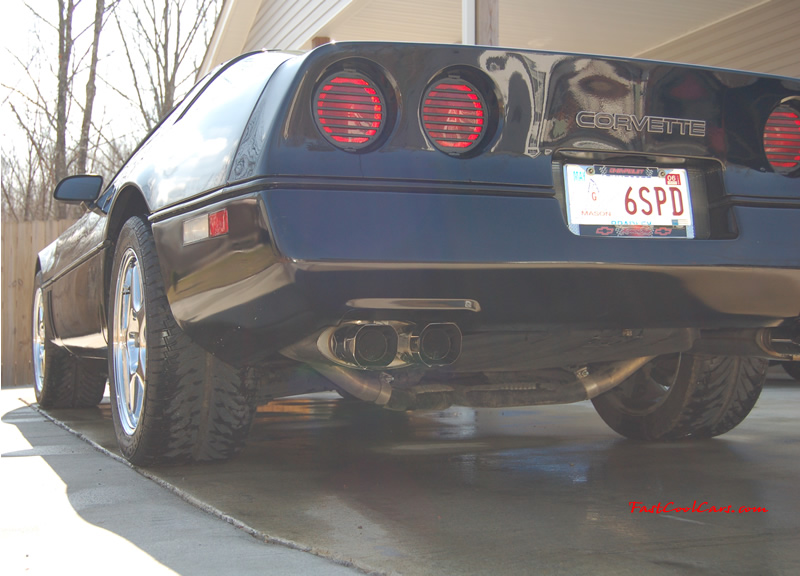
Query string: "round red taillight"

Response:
xmin=314 ymin=72 xmax=385 ymax=151
xmin=422 ymin=79 xmax=487 ymax=153
xmin=763 ymin=104 xmax=800 ymax=175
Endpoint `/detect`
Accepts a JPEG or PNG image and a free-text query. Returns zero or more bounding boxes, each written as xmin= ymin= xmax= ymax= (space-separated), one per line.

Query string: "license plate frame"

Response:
xmin=563 ymin=164 xmax=694 ymax=239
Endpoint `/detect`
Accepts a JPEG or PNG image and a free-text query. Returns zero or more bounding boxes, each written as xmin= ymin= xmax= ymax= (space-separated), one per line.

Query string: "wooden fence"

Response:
xmin=2 ymin=220 xmax=77 ymax=387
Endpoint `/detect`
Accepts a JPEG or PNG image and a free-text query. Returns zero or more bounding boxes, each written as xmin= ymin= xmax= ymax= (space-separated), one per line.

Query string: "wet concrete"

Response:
xmin=21 ymin=370 xmax=800 ymax=575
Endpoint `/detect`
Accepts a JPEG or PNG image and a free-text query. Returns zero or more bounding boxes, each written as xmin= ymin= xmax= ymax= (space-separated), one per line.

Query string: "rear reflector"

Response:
xmin=764 ymin=104 xmax=800 ymax=175
xmin=422 ymin=79 xmax=487 ymax=153
xmin=315 ymin=72 xmax=386 ymax=150
xmin=183 ymin=208 xmax=228 ymax=245
xmin=208 ymin=209 xmax=229 ymax=238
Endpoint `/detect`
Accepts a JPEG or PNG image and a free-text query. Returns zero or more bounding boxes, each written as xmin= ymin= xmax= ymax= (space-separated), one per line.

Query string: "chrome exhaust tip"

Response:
xmin=311 ymin=321 xmax=463 ymax=370
xmin=331 ymin=323 xmax=398 ymax=368
xmin=413 ymin=323 xmax=462 ymax=367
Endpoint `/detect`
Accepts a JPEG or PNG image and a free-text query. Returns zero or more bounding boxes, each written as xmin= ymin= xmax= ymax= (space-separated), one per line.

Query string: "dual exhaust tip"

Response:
xmin=326 ymin=322 xmax=462 ymax=369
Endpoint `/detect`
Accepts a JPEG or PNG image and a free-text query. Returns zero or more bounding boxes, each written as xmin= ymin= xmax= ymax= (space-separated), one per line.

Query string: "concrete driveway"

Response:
xmin=3 ymin=368 xmax=799 ymax=575
xmin=0 ymin=387 xmax=360 ymax=575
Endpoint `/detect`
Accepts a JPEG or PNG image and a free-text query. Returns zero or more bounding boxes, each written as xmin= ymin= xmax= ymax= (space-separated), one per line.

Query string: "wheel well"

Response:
xmin=104 ymin=187 xmax=149 ymax=306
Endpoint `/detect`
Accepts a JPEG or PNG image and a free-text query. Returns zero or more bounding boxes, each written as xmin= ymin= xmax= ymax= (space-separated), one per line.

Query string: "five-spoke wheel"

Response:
xmin=108 ymin=216 xmax=255 ymax=465
xmin=112 ymin=248 xmax=147 ymax=435
xmin=32 ymin=285 xmax=46 ymax=397
xmin=31 ymin=270 xmax=106 ymax=408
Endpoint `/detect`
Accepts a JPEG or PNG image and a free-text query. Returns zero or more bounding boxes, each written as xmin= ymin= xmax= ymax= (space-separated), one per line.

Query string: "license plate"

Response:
xmin=563 ymin=164 xmax=694 ymax=238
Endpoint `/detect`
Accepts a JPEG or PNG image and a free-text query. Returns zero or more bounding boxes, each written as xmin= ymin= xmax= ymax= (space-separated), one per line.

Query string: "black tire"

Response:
xmin=591 ymin=354 xmax=767 ymax=441
xmin=781 ymin=361 xmax=800 ymax=381
xmin=32 ymin=271 xmax=107 ymax=408
xmin=108 ymin=216 xmax=255 ymax=466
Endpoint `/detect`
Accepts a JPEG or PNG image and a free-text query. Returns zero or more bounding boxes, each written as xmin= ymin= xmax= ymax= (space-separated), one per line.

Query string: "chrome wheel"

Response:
xmin=112 ymin=248 xmax=147 ymax=435
xmin=106 ymin=216 xmax=259 ymax=463
xmin=32 ymin=286 xmax=46 ymax=395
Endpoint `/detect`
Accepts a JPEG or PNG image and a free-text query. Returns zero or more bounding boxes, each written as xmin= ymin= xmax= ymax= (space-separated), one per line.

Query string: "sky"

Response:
xmin=3 ymin=1 xmax=133 ymax=158
xmin=1 ymin=0 xmax=212 ymax=167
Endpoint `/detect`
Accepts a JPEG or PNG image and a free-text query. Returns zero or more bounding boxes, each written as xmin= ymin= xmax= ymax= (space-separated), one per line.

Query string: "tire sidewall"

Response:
xmin=106 ymin=215 xmax=253 ymax=465
xmin=593 ymin=354 xmax=766 ymax=440
xmin=33 ymin=270 xmax=106 ymax=408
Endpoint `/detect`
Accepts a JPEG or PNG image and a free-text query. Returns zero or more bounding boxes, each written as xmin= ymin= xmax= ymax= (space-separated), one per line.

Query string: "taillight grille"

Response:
xmin=315 ymin=73 xmax=385 ymax=150
xmin=422 ymin=79 xmax=487 ymax=153
xmin=764 ymin=104 xmax=800 ymax=174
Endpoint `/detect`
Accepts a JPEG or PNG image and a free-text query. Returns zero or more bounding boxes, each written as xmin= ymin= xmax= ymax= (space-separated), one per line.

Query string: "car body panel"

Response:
xmin=112 ymin=51 xmax=293 ymax=214
xmin=151 ymin=185 xmax=800 ymax=366
xmin=38 ymin=213 xmax=107 ymax=354
xmin=38 ymin=42 xmax=800 ymax=371
xmin=229 ymin=44 xmax=800 ymax=200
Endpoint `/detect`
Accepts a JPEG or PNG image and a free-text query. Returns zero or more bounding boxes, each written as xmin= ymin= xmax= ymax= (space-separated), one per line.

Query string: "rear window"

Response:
xmin=143 ymin=52 xmax=290 ymax=207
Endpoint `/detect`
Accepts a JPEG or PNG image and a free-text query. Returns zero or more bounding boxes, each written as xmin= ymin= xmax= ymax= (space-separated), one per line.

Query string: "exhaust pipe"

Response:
xmin=315 ymin=364 xmax=396 ymax=405
xmin=408 ymin=323 xmax=462 ymax=367
xmin=313 ymin=321 xmax=463 ymax=369
xmin=691 ymin=327 xmax=800 ymax=361
xmin=757 ymin=326 xmax=800 ymax=361
xmin=330 ymin=323 xmax=398 ymax=368
xmin=315 ymin=357 xmax=653 ymax=411
xmin=280 ymin=328 xmax=651 ymax=410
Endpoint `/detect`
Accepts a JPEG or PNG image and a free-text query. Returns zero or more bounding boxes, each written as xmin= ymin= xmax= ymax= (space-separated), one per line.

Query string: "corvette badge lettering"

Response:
xmin=576 ymin=111 xmax=706 ymax=137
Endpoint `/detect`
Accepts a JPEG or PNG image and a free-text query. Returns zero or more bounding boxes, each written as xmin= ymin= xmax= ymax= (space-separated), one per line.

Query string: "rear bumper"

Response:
xmin=151 ymin=186 xmax=800 ymax=366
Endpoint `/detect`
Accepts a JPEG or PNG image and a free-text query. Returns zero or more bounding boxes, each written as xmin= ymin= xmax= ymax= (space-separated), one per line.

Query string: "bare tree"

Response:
xmin=54 ymin=0 xmax=77 ymax=185
xmin=2 ymin=0 xmax=218 ymax=222
xmin=2 ymin=0 xmax=118 ymax=222
xmin=77 ymin=0 xmax=106 ymax=174
xmin=114 ymin=0 xmax=219 ymax=131
xmin=2 ymin=105 xmax=58 ymax=221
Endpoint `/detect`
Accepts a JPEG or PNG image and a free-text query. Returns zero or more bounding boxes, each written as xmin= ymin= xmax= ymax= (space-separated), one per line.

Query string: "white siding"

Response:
xmin=638 ymin=0 xmax=800 ymax=78
xmin=200 ymin=0 xmax=265 ymax=75
xmin=211 ymin=0 xmax=796 ymax=78
xmin=307 ymin=0 xmax=463 ymax=46
xmin=500 ymin=0 xmax=763 ymax=56
xmin=243 ymin=0 xmax=353 ymax=51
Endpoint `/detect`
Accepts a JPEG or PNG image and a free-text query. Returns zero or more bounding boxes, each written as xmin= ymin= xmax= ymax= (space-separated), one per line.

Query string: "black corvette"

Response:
xmin=33 ymin=42 xmax=800 ymax=465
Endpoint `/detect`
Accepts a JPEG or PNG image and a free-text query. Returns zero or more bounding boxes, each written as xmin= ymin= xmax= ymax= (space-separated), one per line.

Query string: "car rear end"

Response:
xmin=152 ymin=42 xmax=800 ymax=378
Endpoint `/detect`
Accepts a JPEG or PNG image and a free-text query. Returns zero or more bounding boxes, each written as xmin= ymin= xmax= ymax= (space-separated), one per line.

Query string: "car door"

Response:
xmin=46 ymin=210 xmax=109 ymax=353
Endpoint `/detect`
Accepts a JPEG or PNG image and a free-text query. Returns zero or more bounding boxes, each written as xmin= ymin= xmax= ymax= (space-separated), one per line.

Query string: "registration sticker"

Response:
xmin=563 ymin=164 xmax=694 ymax=238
